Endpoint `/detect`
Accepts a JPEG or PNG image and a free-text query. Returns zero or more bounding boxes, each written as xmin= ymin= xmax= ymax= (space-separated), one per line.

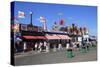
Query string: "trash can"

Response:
xmin=81 ymin=46 xmax=87 ymax=53
xmin=92 ymin=44 xmax=96 ymax=48
xmin=66 ymin=49 xmax=74 ymax=58
xmin=86 ymin=45 xmax=90 ymax=51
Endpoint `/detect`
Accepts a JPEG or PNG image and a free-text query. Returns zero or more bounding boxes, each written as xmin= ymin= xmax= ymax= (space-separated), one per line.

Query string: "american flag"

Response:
xmin=18 ymin=11 xmax=25 ymax=18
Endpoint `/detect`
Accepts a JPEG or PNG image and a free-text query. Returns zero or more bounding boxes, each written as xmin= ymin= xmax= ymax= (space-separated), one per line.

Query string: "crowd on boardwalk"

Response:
xmin=15 ymin=38 xmax=97 ymax=54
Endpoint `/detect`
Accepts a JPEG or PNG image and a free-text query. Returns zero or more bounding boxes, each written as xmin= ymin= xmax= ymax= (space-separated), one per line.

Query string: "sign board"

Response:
xmin=78 ymin=37 xmax=82 ymax=42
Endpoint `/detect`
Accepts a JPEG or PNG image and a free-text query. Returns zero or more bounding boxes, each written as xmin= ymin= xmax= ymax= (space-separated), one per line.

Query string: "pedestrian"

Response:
xmin=32 ymin=43 xmax=35 ymax=51
xmin=46 ymin=42 xmax=49 ymax=52
xmin=23 ymin=42 xmax=27 ymax=52
xmin=38 ymin=42 xmax=42 ymax=52
xmin=81 ymin=40 xmax=87 ymax=53
xmin=73 ymin=42 xmax=77 ymax=50
xmin=58 ymin=43 xmax=62 ymax=50
xmin=44 ymin=41 xmax=47 ymax=52
xmin=86 ymin=41 xmax=89 ymax=51
xmin=35 ymin=42 xmax=38 ymax=51
xmin=66 ymin=43 xmax=70 ymax=49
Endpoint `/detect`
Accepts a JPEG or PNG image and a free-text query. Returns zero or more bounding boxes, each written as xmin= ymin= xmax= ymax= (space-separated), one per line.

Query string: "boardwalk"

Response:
xmin=15 ymin=47 xmax=97 ymax=66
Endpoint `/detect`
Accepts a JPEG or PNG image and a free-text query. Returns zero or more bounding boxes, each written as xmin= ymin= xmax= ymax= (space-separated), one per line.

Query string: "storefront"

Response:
xmin=13 ymin=24 xmax=72 ymax=53
xmin=21 ymin=31 xmax=46 ymax=52
xmin=19 ymin=31 xmax=71 ymax=52
xmin=44 ymin=32 xmax=71 ymax=50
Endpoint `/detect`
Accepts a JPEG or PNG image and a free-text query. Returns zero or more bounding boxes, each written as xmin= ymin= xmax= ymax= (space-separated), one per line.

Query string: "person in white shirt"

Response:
xmin=46 ymin=43 xmax=49 ymax=52
xmin=23 ymin=42 xmax=27 ymax=52
xmin=44 ymin=41 xmax=47 ymax=52
xmin=66 ymin=43 xmax=70 ymax=49
xmin=35 ymin=42 xmax=38 ymax=51
xmin=58 ymin=43 xmax=62 ymax=50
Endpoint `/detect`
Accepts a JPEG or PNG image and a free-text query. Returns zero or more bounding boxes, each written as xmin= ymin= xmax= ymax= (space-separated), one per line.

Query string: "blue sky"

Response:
xmin=13 ymin=1 xmax=97 ymax=36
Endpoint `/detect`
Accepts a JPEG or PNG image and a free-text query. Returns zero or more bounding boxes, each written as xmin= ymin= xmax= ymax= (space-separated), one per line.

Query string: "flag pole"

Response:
xmin=43 ymin=20 xmax=47 ymax=31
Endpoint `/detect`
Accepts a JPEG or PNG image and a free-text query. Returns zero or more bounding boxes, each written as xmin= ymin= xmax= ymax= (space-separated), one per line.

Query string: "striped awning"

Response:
xmin=45 ymin=34 xmax=61 ymax=39
xmin=23 ymin=36 xmax=46 ymax=39
xmin=23 ymin=35 xmax=71 ymax=40
xmin=57 ymin=35 xmax=71 ymax=40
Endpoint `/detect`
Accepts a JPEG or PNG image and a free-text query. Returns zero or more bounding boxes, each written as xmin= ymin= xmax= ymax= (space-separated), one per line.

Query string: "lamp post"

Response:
xmin=30 ymin=12 xmax=33 ymax=25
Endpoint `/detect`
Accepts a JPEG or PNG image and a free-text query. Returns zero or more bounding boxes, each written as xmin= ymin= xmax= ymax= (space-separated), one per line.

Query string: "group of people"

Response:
xmin=65 ymin=40 xmax=94 ymax=51
xmin=15 ymin=41 xmax=49 ymax=53
xmin=31 ymin=41 xmax=49 ymax=52
xmin=15 ymin=40 xmax=68 ymax=53
xmin=15 ymin=39 xmax=97 ymax=53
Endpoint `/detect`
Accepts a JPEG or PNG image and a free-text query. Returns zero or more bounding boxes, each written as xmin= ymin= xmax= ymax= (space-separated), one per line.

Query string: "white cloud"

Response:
xmin=58 ymin=12 xmax=63 ymax=15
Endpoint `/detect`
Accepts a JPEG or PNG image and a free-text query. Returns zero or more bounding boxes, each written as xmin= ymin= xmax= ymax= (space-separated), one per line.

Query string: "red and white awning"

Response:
xmin=57 ymin=35 xmax=71 ymax=40
xmin=23 ymin=36 xmax=46 ymax=39
xmin=45 ymin=34 xmax=61 ymax=39
xmin=23 ymin=35 xmax=71 ymax=40
xmin=45 ymin=34 xmax=71 ymax=40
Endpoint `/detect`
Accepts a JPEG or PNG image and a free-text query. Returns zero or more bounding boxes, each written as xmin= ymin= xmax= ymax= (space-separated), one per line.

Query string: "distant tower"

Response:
xmin=27 ymin=12 xmax=33 ymax=31
xmin=40 ymin=16 xmax=47 ymax=31
xmin=43 ymin=21 xmax=47 ymax=31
